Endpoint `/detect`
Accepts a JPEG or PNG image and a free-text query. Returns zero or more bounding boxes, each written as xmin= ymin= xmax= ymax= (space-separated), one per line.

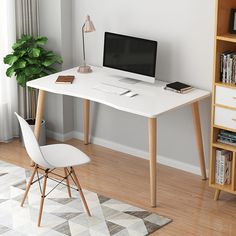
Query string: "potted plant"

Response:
xmin=3 ymin=34 xmax=63 ymax=145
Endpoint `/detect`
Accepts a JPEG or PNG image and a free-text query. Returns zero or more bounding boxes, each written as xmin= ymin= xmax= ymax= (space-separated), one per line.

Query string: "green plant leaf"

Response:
xmin=12 ymin=35 xmax=32 ymax=50
xmin=16 ymin=73 xmax=26 ymax=87
xmin=25 ymin=58 xmax=39 ymax=65
xmin=29 ymin=48 xmax=41 ymax=58
xmin=57 ymin=57 xmax=63 ymax=64
xmin=21 ymin=35 xmax=33 ymax=41
xmin=13 ymin=60 xmax=26 ymax=69
xmin=44 ymin=52 xmax=62 ymax=62
xmin=6 ymin=66 xmax=15 ymax=77
xmin=50 ymin=55 xmax=63 ymax=64
xmin=38 ymin=71 xmax=49 ymax=78
xmin=15 ymin=50 xmax=27 ymax=57
xmin=43 ymin=54 xmax=63 ymax=66
xmin=45 ymin=66 xmax=57 ymax=73
xmin=44 ymin=51 xmax=56 ymax=57
xmin=3 ymin=54 xmax=18 ymax=65
xmin=12 ymin=40 xmax=26 ymax=50
xmin=42 ymin=58 xmax=56 ymax=67
xmin=35 ymin=36 xmax=48 ymax=45
xmin=25 ymin=65 xmax=42 ymax=76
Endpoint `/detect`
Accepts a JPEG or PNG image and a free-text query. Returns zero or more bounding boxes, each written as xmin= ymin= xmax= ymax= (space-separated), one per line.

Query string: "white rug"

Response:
xmin=0 ymin=160 xmax=171 ymax=236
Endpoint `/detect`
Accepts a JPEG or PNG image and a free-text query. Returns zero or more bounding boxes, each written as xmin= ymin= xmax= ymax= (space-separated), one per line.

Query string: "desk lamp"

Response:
xmin=78 ymin=15 xmax=96 ymax=73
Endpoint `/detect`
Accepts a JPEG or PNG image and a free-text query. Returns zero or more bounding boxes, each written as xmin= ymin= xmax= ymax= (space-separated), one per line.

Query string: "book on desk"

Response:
xmin=164 ymin=81 xmax=193 ymax=94
xmin=55 ymin=75 xmax=75 ymax=84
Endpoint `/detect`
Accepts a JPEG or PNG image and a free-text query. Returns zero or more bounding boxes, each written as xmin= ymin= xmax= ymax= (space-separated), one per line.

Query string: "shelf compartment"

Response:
xmin=214 ymin=41 xmax=236 ymax=83
xmin=217 ymin=0 xmax=236 ymax=35
xmin=212 ymin=127 xmax=236 ymax=151
xmin=210 ymin=146 xmax=234 ymax=191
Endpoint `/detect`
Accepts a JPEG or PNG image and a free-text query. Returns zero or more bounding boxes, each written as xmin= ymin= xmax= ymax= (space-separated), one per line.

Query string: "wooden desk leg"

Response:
xmin=148 ymin=117 xmax=157 ymax=207
xmin=191 ymin=102 xmax=207 ymax=180
xmin=83 ymin=99 xmax=90 ymax=145
xmin=32 ymin=90 xmax=46 ymax=166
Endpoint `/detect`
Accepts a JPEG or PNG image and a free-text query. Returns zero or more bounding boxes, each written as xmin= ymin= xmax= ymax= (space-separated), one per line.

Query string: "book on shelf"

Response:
xmin=215 ymin=149 xmax=232 ymax=185
xmin=164 ymin=81 xmax=193 ymax=94
xmin=55 ymin=75 xmax=75 ymax=84
xmin=217 ymin=130 xmax=236 ymax=146
xmin=217 ymin=138 xmax=236 ymax=147
xmin=220 ymin=51 xmax=236 ymax=84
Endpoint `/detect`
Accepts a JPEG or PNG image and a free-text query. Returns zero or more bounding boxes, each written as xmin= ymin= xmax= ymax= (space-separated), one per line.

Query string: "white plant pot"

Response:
xmin=22 ymin=119 xmax=46 ymax=146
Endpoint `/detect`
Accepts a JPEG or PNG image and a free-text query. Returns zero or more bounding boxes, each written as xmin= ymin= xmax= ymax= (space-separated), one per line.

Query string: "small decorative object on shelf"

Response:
xmin=229 ymin=9 xmax=236 ymax=34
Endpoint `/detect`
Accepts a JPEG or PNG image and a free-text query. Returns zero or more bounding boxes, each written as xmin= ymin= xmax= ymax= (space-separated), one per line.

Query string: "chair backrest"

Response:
xmin=15 ymin=112 xmax=52 ymax=168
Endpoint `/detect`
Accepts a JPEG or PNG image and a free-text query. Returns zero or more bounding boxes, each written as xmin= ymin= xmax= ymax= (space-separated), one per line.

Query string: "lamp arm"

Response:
xmin=82 ymin=24 xmax=86 ymax=66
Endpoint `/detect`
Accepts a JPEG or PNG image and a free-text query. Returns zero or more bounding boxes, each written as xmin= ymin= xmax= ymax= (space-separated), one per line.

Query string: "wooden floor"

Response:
xmin=1 ymin=138 xmax=236 ymax=236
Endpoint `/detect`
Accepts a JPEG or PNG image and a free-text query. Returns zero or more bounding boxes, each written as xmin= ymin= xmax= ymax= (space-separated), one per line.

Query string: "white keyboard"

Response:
xmin=93 ymin=83 xmax=130 ymax=95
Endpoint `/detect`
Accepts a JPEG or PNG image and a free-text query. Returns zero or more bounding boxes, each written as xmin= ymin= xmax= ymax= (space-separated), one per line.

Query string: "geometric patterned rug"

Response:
xmin=0 ymin=160 xmax=172 ymax=236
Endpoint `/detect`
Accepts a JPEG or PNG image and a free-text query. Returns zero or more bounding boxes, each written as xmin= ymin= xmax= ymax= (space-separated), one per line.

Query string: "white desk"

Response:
xmin=27 ymin=66 xmax=210 ymax=207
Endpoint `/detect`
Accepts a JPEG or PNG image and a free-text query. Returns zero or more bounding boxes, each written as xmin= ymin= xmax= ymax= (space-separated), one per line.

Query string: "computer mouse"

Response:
xmin=125 ymin=92 xmax=138 ymax=97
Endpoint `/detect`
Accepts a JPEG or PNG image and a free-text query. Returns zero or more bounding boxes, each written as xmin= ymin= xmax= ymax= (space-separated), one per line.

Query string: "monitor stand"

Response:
xmin=119 ymin=78 xmax=140 ymax=84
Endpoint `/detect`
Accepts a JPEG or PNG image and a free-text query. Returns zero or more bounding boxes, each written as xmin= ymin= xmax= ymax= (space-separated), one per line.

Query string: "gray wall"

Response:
xmin=38 ymin=0 xmax=215 ymax=173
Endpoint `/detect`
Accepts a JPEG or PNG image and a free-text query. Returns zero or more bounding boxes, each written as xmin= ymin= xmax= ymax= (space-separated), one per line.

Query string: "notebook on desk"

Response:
xmin=164 ymin=81 xmax=193 ymax=94
xmin=55 ymin=75 xmax=75 ymax=84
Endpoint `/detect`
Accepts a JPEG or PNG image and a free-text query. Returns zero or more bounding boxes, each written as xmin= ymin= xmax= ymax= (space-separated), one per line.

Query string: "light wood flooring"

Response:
xmin=0 ymin=138 xmax=236 ymax=236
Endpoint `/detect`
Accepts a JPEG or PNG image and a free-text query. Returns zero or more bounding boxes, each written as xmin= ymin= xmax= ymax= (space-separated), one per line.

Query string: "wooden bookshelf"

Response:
xmin=210 ymin=0 xmax=236 ymax=200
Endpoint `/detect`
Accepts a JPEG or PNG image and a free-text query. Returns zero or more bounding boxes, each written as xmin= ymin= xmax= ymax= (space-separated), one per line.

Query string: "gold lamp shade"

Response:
xmin=83 ymin=15 xmax=95 ymax=33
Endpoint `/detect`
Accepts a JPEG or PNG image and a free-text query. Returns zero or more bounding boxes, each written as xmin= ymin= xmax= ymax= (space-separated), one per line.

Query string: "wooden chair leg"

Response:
xmin=64 ymin=168 xmax=72 ymax=198
xmin=70 ymin=167 xmax=91 ymax=216
xmin=21 ymin=165 xmax=38 ymax=207
xmin=38 ymin=171 xmax=48 ymax=227
xmin=214 ymin=189 xmax=221 ymax=201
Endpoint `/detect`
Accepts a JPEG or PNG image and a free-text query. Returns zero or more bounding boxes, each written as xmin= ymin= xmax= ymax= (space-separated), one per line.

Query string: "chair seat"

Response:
xmin=40 ymin=144 xmax=90 ymax=168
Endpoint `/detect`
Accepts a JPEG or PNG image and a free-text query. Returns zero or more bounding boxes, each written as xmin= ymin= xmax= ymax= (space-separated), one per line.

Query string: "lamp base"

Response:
xmin=78 ymin=65 xmax=92 ymax=73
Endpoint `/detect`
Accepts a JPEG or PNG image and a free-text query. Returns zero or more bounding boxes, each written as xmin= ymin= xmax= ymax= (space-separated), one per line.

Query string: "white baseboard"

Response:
xmin=46 ymin=130 xmax=74 ymax=142
xmin=47 ymin=129 xmax=207 ymax=176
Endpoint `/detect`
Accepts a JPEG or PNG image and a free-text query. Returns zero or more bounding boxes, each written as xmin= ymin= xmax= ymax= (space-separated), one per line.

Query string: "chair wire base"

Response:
xmin=21 ymin=165 xmax=91 ymax=226
xmin=34 ymin=167 xmax=78 ymax=198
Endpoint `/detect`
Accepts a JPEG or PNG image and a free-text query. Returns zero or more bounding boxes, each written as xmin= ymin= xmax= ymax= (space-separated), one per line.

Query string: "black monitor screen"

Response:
xmin=103 ymin=32 xmax=157 ymax=77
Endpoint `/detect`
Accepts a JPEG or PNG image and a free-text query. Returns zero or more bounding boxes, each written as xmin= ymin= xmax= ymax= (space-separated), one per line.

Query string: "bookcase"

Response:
xmin=210 ymin=0 xmax=236 ymax=200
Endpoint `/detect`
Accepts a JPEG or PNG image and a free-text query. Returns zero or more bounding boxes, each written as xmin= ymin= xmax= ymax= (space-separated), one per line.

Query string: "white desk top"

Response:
xmin=27 ymin=66 xmax=210 ymax=118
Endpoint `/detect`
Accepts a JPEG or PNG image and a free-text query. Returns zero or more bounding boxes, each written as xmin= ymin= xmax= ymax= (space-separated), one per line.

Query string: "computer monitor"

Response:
xmin=103 ymin=32 xmax=158 ymax=83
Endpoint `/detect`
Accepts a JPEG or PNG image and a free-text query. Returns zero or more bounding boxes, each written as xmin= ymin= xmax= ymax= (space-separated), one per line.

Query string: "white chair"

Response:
xmin=15 ymin=113 xmax=91 ymax=227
